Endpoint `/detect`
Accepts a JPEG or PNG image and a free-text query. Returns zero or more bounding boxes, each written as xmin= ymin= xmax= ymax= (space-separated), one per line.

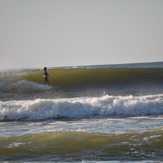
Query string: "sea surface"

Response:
xmin=0 ymin=62 xmax=163 ymax=162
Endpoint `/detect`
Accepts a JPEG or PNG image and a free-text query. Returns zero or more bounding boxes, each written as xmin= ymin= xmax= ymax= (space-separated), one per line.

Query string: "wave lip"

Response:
xmin=0 ymin=94 xmax=163 ymax=121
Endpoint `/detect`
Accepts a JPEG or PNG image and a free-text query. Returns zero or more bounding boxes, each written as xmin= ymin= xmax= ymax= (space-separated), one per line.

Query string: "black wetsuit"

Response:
xmin=44 ymin=71 xmax=49 ymax=85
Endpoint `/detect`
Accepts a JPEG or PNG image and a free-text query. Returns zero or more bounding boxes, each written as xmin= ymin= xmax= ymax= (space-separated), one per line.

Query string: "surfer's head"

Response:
xmin=44 ymin=67 xmax=47 ymax=71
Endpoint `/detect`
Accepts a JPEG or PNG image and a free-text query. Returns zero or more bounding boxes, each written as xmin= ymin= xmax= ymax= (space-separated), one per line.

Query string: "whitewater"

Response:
xmin=0 ymin=62 xmax=163 ymax=162
xmin=1 ymin=94 xmax=163 ymax=121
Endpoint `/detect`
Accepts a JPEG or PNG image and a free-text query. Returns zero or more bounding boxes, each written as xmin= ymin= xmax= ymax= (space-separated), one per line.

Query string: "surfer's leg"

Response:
xmin=44 ymin=77 xmax=49 ymax=85
xmin=44 ymin=77 xmax=47 ymax=84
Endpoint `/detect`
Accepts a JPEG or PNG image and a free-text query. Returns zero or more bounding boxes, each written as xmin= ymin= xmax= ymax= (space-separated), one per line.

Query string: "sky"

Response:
xmin=0 ymin=0 xmax=163 ymax=69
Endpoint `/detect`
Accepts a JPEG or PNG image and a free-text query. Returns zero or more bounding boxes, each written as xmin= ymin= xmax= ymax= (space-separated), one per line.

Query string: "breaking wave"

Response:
xmin=1 ymin=94 xmax=163 ymax=121
xmin=5 ymin=80 xmax=52 ymax=92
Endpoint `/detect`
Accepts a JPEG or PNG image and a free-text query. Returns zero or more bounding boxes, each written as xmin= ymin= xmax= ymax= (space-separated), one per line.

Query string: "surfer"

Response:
xmin=43 ymin=67 xmax=49 ymax=85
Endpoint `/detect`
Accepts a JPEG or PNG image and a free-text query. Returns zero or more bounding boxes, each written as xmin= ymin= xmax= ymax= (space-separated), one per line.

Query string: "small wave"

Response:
xmin=0 ymin=129 xmax=163 ymax=161
xmin=0 ymin=94 xmax=163 ymax=121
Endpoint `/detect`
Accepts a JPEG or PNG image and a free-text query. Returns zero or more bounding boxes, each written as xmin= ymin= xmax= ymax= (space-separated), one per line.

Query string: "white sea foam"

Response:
xmin=0 ymin=94 xmax=163 ymax=121
xmin=0 ymin=70 xmax=43 ymax=93
xmin=1 ymin=80 xmax=52 ymax=93
xmin=8 ymin=80 xmax=52 ymax=92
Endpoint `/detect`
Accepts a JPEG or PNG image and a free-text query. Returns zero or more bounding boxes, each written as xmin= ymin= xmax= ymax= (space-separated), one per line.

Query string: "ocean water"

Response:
xmin=0 ymin=62 xmax=163 ymax=161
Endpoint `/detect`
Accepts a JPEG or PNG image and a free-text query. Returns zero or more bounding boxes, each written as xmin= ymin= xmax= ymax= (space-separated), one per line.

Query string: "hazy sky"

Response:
xmin=0 ymin=0 xmax=163 ymax=69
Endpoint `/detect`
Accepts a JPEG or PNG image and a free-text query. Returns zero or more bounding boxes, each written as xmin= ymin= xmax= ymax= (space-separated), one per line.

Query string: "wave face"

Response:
xmin=20 ymin=68 xmax=163 ymax=88
xmin=1 ymin=66 xmax=163 ymax=99
xmin=1 ymin=94 xmax=163 ymax=121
